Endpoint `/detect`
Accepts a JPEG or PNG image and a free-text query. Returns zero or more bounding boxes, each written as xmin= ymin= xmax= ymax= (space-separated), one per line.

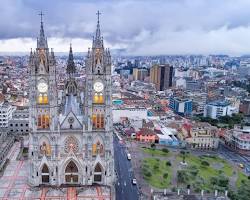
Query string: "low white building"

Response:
xmin=203 ymin=101 xmax=238 ymax=119
xmin=0 ymin=101 xmax=15 ymax=128
xmin=112 ymin=106 xmax=147 ymax=124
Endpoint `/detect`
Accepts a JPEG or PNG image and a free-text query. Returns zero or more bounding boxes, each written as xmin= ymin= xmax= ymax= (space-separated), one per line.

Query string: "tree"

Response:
xmin=166 ymin=161 xmax=171 ymax=166
xmin=177 ymin=170 xmax=189 ymax=184
xmin=180 ymin=151 xmax=186 ymax=163
xmin=235 ymin=180 xmax=250 ymax=200
xmin=201 ymin=160 xmax=210 ymax=167
xmin=162 ymin=148 xmax=169 ymax=153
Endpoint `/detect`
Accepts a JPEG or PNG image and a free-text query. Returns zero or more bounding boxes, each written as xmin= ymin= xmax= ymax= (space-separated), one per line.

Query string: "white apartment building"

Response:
xmin=0 ymin=101 xmax=15 ymax=128
xmin=203 ymin=101 xmax=238 ymax=119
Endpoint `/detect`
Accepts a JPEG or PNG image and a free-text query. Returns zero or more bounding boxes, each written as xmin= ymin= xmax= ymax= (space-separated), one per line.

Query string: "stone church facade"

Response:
xmin=28 ymin=12 xmax=114 ymax=191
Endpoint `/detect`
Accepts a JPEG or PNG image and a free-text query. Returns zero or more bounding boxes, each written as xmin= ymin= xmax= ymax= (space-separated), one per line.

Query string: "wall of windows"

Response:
xmin=37 ymin=114 xmax=50 ymax=129
xmin=92 ymin=113 xmax=104 ymax=129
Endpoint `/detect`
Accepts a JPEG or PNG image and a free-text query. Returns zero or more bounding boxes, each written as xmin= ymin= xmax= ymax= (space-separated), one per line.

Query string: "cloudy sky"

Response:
xmin=1 ymin=0 xmax=250 ymax=55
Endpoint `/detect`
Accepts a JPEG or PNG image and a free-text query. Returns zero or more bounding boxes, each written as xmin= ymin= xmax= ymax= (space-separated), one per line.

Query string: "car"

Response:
xmin=239 ymin=163 xmax=244 ymax=169
xmin=127 ymin=153 xmax=131 ymax=160
xmin=132 ymin=178 xmax=137 ymax=185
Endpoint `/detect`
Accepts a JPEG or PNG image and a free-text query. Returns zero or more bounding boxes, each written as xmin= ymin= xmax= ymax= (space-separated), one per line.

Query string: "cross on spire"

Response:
xmin=39 ymin=11 xmax=44 ymax=23
xmin=96 ymin=10 xmax=101 ymax=24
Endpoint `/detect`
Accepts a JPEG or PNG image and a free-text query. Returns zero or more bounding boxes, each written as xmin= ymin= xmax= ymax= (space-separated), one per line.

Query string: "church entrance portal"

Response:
xmin=65 ymin=161 xmax=79 ymax=183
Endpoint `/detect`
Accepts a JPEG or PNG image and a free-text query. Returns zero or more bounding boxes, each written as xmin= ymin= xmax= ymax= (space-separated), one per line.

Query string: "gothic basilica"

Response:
xmin=28 ymin=12 xmax=114 ymax=193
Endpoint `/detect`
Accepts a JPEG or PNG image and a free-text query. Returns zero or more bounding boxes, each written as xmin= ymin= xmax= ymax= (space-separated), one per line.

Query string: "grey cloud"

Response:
xmin=1 ymin=0 xmax=250 ymax=54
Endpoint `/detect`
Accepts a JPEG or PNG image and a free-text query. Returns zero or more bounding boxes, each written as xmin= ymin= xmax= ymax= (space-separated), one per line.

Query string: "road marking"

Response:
xmin=124 ymin=181 xmax=126 ymax=186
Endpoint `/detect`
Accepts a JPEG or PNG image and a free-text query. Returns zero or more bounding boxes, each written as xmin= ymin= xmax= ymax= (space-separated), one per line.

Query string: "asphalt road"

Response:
xmin=114 ymin=133 xmax=139 ymax=200
xmin=218 ymin=142 xmax=250 ymax=173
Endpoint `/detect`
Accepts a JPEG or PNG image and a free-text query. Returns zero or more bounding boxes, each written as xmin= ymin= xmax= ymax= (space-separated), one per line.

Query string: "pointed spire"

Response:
xmin=96 ymin=10 xmax=101 ymax=39
xmin=66 ymin=43 xmax=76 ymax=76
xmin=93 ymin=11 xmax=103 ymax=48
xmin=37 ymin=11 xmax=48 ymax=49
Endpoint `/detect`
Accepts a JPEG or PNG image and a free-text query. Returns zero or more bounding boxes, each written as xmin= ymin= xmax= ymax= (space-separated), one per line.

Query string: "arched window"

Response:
xmin=40 ymin=141 xmax=51 ymax=156
xmin=37 ymin=114 xmax=50 ymax=129
xmin=92 ymin=114 xmax=104 ymax=129
xmin=92 ymin=140 xmax=104 ymax=156
xmin=38 ymin=93 xmax=48 ymax=104
xmin=93 ymin=92 xmax=104 ymax=104
xmin=41 ymin=164 xmax=49 ymax=183
xmin=94 ymin=163 xmax=103 ymax=183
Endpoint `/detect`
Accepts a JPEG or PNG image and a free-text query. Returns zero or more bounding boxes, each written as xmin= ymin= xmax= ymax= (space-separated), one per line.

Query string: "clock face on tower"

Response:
xmin=94 ymin=81 xmax=104 ymax=92
xmin=37 ymin=81 xmax=48 ymax=93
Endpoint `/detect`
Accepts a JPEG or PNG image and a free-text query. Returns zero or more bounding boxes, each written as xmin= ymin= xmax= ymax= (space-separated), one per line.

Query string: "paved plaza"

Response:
xmin=0 ymin=142 xmax=112 ymax=200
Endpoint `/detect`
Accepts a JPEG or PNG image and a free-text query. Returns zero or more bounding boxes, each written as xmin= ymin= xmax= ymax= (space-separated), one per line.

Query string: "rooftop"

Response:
xmin=208 ymin=100 xmax=230 ymax=107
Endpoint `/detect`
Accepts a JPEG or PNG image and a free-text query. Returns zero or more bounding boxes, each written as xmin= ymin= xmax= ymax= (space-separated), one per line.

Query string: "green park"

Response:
xmin=140 ymin=146 xmax=250 ymax=199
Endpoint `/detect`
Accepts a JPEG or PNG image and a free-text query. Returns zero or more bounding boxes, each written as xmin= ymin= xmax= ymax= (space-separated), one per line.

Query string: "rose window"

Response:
xmin=64 ymin=136 xmax=79 ymax=153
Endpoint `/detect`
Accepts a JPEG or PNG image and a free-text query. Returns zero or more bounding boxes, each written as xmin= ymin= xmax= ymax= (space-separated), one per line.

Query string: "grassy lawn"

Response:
xmin=176 ymin=154 xmax=234 ymax=192
xmin=236 ymin=171 xmax=249 ymax=188
xmin=142 ymin=147 xmax=171 ymax=157
xmin=142 ymin=158 xmax=172 ymax=189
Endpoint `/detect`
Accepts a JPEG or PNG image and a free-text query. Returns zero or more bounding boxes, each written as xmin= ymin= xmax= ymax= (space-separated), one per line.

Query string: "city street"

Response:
xmin=218 ymin=142 xmax=250 ymax=173
xmin=114 ymin=133 xmax=139 ymax=200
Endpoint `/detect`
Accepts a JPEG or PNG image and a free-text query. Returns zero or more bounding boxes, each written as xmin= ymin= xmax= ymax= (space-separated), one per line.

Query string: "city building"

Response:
xmin=186 ymin=92 xmax=207 ymax=114
xmin=186 ymin=80 xmax=202 ymax=91
xmin=132 ymin=68 xmax=148 ymax=81
xmin=203 ymin=101 xmax=238 ymax=119
xmin=0 ymin=101 xmax=15 ymax=128
xmin=224 ymin=127 xmax=250 ymax=151
xmin=181 ymin=122 xmax=219 ymax=149
xmin=112 ymin=106 xmax=147 ymax=126
xmin=155 ymin=126 xmax=180 ymax=146
xmin=0 ymin=128 xmax=15 ymax=171
xmin=150 ymin=64 xmax=173 ymax=91
xmin=238 ymin=61 xmax=250 ymax=78
xmin=8 ymin=106 xmax=29 ymax=135
xmin=239 ymin=98 xmax=250 ymax=116
xmin=169 ymin=96 xmax=192 ymax=116
xmin=28 ymin=13 xmax=115 ymax=193
xmin=136 ymin=128 xmax=159 ymax=143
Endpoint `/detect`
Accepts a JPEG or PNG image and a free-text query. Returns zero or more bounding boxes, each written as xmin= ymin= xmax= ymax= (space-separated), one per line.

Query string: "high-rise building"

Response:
xmin=28 ymin=12 xmax=114 ymax=193
xmin=150 ymin=64 xmax=173 ymax=91
xmin=133 ymin=68 xmax=148 ymax=81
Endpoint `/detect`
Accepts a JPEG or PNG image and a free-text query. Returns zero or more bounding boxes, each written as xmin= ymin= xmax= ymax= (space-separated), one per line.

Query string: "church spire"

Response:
xmin=66 ymin=43 xmax=76 ymax=76
xmin=37 ymin=11 xmax=48 ymax=49
xmin=96 ymin=10 xmax=101 ymax=40
xmin=93 ymin=11 xmax=103 ymax=48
